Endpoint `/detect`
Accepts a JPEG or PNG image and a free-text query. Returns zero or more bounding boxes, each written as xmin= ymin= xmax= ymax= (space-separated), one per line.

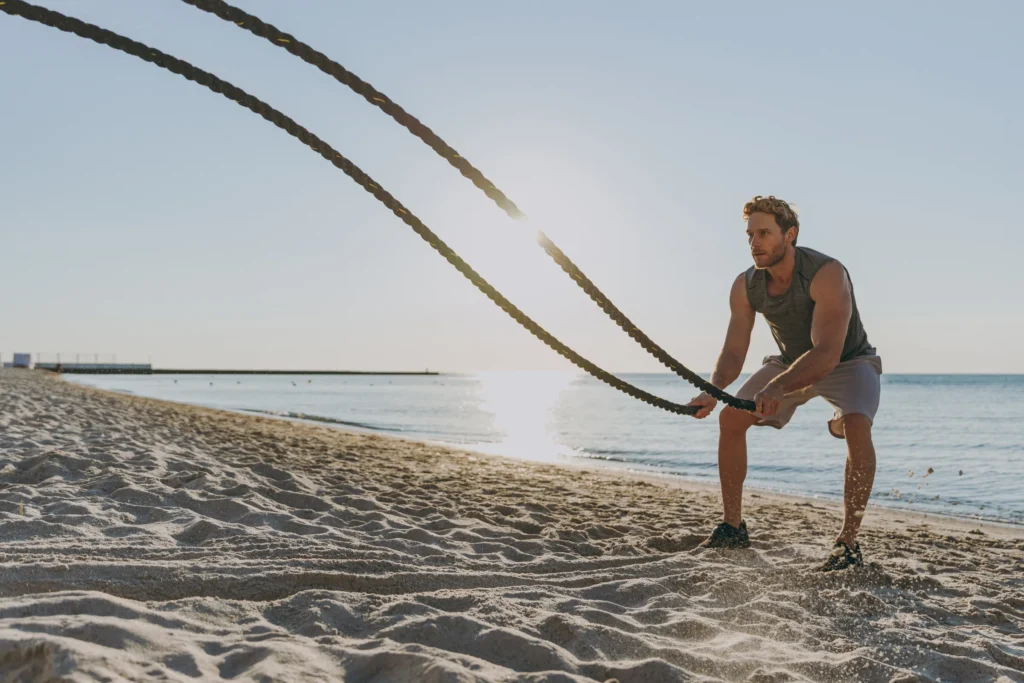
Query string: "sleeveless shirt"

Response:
xmin=745 ymin=246 xmax=875 ymax=365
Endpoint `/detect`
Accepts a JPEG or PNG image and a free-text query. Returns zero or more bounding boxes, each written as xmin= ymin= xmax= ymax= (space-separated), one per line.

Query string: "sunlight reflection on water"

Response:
xmin=465 ymin=370 xmax=577 ymax=462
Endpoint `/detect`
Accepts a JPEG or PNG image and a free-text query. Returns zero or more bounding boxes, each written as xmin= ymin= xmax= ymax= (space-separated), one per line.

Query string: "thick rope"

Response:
xmin=1 ymin=0 xmax=704 ymax=416
xmin=181 ymin=0 xmax=525 ymax=220
xmin=179 ymin=0 xmax=755 ymax=412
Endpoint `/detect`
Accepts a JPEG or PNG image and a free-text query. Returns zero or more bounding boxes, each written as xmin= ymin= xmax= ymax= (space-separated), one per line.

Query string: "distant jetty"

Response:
xmin=5 ymin=353 xmax=440 ymax=376
xmin=150 ymin=369 xmax=440 ymax=376
xmin=32 ymin=364 xmax=438 ymax=376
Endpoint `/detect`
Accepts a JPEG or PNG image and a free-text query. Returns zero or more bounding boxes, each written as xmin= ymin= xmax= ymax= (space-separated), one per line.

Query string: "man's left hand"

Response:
xmin=753 ymin=381 xmax=786 ymax=417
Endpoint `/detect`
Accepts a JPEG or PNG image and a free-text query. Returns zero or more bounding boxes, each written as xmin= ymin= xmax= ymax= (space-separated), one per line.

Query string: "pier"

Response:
xmin=5 ymin=353 xmax=438 ymax=376
xmin=36 ymin=365 xmax=438 ymax=376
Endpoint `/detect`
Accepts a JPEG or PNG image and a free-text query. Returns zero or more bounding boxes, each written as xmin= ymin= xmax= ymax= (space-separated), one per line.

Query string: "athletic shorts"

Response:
xmin=734 ymin=354 xmax=883 ymax=439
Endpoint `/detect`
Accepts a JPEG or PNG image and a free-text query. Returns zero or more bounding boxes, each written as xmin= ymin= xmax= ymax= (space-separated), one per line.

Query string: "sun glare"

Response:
xmin=472 ymin=370 xmax=575 ymax=461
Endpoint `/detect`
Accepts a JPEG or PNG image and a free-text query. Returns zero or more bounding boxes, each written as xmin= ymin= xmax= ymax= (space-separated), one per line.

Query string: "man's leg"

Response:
xmin=836 ymin=413 xmax=876 ymax=546
xmin=713 ymin=357 xmax=805 ymax=528
xmin=718 ymin=407 xmax=760 ymax=527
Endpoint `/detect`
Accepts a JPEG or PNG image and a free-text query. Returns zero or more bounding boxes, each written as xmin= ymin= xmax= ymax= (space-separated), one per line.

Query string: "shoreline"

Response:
xmin=3 ymin=369 xmax=1021 ymax=682
xmin=64 ymin=372 xmax=1024 ymax=534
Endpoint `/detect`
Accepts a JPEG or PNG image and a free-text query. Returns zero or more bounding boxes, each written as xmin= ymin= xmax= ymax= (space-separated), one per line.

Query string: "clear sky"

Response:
xmin=1 ymin=1 xmax=1021 ymax=374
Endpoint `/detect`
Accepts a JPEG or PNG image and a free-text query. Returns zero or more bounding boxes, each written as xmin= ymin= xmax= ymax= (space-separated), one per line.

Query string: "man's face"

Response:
xmin=746 ymin=212 xmax=790 ymax=269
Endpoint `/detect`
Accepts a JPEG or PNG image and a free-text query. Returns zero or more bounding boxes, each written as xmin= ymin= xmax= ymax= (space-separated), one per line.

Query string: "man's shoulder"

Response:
xmin=808 ymin=259 xmax=851 ymax=301
xmin=798 ymin=246 xmax=846 ymax=279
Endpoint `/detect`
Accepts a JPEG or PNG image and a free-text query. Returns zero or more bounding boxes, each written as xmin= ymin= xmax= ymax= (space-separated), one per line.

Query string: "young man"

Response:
xmin=687 ymin=195 xmax=882 ymax=571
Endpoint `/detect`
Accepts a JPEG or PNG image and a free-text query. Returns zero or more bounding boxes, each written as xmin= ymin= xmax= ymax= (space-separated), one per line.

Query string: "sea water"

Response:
xmin=69 ymin=372 xmax=1024 ymax=525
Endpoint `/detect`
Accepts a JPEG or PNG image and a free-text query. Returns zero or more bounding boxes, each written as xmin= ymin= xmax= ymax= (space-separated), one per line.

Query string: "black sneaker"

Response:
xmin=697 ymin=521 xmax=751 ymax=549
xmin=818 ymin=541 xmax=863 ymax=572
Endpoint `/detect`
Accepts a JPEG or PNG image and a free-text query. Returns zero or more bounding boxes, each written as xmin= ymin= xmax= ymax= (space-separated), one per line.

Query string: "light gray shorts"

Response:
xmin=735 ymin=354 xmax=883 ymax=439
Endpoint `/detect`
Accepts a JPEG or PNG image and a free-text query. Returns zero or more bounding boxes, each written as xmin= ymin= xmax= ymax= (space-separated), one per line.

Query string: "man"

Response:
xmin=687 ymin=195 xmax=882 ymax=571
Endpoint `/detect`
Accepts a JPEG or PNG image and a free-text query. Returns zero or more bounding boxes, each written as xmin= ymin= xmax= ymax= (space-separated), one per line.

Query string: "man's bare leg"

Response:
xmin=718 ymin=407 xmax=760 ymax=527
xmin=835 ymin=413 xmax=876 ymax=545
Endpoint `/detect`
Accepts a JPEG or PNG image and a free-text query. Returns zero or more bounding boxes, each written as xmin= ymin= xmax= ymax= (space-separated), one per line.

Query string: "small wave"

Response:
xmin=572 ymin=452 xmax=637 ymax=465
xmin=570 ymin=451 xmax=717 ymax=473
xmin=584 ymin=448 xmax=642 ymax=457
xmin=240 ymin=408 xmax=397 ymax=433
xmin=582 ymin=447 xmax=684 ymax=458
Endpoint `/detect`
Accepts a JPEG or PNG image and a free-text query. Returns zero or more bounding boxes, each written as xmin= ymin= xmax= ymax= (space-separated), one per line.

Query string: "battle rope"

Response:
xmin=180 ymin=0 xmax=755 ymax=413
xmin=1 ymin=0 xmax=706 ymax=416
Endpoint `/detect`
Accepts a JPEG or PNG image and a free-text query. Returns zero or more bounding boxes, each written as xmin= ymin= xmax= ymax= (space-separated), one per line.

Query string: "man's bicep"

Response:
xmin=810 ymin=262 xmax=852 ymax=354
xmin=724 ymin=274 xmax=755 ymax=356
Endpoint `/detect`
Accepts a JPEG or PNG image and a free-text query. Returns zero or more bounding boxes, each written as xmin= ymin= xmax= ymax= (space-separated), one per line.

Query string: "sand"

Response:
xmin=0 ymin=370 xmax=1021 ymax=683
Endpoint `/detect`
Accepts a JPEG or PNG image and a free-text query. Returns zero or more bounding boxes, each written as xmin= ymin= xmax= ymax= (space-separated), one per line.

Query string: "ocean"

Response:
xmin=68 ymin=372 xmax=1023 ymax=526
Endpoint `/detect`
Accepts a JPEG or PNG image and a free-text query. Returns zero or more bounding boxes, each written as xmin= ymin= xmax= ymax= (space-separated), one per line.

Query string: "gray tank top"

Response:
xmin=745 ymin=246 xmax=875 ymax=365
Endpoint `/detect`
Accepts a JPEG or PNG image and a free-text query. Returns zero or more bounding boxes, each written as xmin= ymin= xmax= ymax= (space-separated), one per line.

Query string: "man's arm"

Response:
xmin=688 ymin=273 xmax=755 ymax=419
xmin=766 ymin=260 xmax=852 ymax=395
xmin=712 ymin=273 xmax=756 ymax=390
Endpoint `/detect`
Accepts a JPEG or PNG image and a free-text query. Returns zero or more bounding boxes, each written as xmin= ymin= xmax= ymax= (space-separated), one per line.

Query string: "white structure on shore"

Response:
xmin=1 ymin=352 xmax=150 ymax=373
xmin=11 ymin=353 xmax=33 ymax=369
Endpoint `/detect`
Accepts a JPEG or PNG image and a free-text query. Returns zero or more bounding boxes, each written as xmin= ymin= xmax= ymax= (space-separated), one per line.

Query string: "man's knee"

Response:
xmin=841 ymin=413 xmax=874 ymax=447
xmin=719 ymin=406 xmax=757 ymax=434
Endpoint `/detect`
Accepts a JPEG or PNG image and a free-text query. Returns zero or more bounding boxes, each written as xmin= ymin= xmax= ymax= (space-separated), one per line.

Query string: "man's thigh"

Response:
xmin=734 ymin=356 xmax=817 ymax=429
xmin=815 ymin=355 xmax=883 ymax=439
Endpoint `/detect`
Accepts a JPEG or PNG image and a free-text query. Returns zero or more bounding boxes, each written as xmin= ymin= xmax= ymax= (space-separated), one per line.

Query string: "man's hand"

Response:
xmin=687 ymin=392 xmax=718 ymax=419
xmin=753 ymin=381 xmax=786 ymax=417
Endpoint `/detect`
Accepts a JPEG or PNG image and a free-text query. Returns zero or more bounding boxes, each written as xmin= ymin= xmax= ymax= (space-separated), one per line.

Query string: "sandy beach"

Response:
xmin=0 ymin=369 xmax=1021 ymax=682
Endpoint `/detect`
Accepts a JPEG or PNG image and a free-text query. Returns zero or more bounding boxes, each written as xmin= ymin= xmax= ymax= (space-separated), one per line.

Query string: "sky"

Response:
xmin=1 ymin=1 xmax=1021 ymax=374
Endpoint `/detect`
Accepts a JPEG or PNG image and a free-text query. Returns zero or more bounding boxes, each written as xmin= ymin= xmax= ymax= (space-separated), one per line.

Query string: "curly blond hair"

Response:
xmin=742 ymin=195 xmax=800 ymax=245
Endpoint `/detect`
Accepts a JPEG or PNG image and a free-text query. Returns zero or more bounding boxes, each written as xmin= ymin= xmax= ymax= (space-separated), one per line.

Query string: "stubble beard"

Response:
xmin=754 ymin=244 xmax=787 ymax=270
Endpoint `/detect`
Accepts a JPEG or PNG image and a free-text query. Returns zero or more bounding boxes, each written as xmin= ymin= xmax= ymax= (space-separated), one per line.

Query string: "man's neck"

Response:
xmin=766 ymin=245 xmax=796 ymax=286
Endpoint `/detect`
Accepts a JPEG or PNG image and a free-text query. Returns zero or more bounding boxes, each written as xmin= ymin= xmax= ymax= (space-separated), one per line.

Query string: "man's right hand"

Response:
xmin=687 ymin=392 xmax=718 ymax=419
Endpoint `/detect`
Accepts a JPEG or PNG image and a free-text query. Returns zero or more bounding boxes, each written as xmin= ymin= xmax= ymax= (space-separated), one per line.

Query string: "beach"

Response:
xmin=1 ymin=370 xmax=1021 ymax=682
